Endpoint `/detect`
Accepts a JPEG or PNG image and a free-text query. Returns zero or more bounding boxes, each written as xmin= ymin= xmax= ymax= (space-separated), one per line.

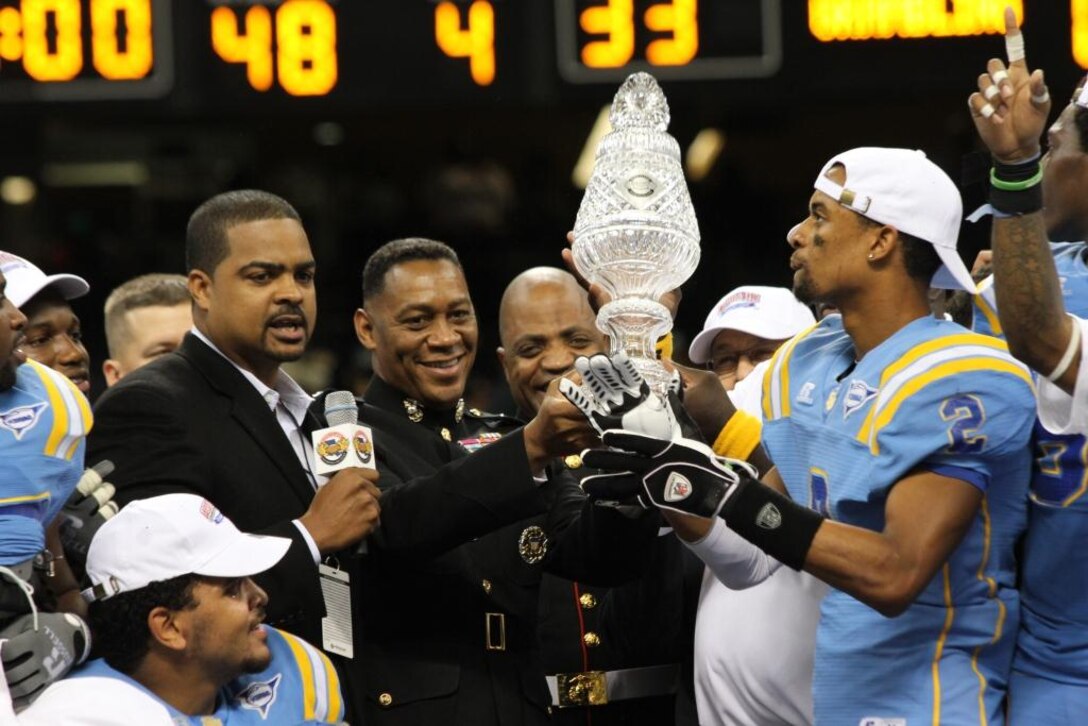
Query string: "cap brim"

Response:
xmin=688 ymin=327 xmax=725 ymax=364
xmin=931 ymin=248 xmax=977 ymax=293
xmin=193 ymin=533 xmax=292 ymax=579
xmin=10 ymin=273 xmax=90 ymax=308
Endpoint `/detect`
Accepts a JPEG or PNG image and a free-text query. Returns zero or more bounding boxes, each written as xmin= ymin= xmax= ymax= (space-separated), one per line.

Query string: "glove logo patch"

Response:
xmin=664 ymin=472 xmax=692 ymax=502
xmin=756 ymin=503 xmax=782 ymax=530
xmin=518 ymin=526 xmax=549 ymax=564
xmin=236 ymin=673 xmax=282 ymax=719
xmin=0 ymin=402 xmax=47 ymax=440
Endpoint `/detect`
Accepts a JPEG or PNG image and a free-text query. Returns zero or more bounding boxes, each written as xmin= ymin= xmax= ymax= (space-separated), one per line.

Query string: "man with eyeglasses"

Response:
xmin=688 ymin=286 xmax=815 ymax=391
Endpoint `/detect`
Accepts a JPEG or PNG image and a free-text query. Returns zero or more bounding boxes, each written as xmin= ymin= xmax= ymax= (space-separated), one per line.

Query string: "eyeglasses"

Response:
xmin=707 ymin=345 xmax=780 ymax=378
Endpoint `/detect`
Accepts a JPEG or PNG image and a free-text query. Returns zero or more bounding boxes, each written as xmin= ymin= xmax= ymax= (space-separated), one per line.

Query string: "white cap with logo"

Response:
xmin=82 ymin=493 xmax=291 ymax=602
xmin=688 ymin=285 xmax=815 ymax=364
xmin=812 ymin=147 xmax=975 ymax=293
xmin=0 ymin=251 xmax=89 ymax=309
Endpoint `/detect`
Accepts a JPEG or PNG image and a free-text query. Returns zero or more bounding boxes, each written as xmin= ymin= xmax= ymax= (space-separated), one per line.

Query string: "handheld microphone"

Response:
xmin=311 ymin=391 xmax=376 ymax=477
xmin=312 ymin=391 xmax=378 ymax=555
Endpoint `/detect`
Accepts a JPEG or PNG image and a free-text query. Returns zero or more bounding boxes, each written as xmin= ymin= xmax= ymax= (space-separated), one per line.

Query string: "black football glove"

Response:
xmin=58 ymin=461 xmax=119 ymax=573
xmin=559 ymin=352 xmax=681 ymax=441
xmin=581 ymin=430 xmax=759 ymax=518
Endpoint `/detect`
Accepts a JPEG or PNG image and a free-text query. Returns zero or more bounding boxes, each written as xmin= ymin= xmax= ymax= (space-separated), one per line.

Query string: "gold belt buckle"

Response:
xmin=557 ymin=671 xmax=608 ymax=707
xmin=485 ymin=612 xmax=506 ymax=651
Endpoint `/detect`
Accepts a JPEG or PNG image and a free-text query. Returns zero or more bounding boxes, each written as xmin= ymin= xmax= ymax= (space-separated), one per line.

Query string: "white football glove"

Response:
xmin=559 ymin=351 xmax=681 ymax=441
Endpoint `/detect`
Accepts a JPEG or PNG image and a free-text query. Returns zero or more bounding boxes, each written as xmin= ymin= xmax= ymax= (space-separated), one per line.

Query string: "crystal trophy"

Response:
xmin=571 ymin=72 xmax=701 ymax=394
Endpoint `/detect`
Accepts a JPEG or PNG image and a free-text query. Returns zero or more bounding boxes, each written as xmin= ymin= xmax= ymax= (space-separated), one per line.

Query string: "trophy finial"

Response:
xmin=609 ymin=72 xmax=670 ymax=132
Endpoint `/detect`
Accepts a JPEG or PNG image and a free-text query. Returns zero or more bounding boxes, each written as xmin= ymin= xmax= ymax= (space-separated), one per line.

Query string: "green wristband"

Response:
xmin=990 ymin=167 xmax=1043 ymax=191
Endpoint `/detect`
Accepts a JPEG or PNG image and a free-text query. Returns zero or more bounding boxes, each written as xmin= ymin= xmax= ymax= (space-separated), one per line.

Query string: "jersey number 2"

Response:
xmin=940 ymin=395 xmax=987 ymax=455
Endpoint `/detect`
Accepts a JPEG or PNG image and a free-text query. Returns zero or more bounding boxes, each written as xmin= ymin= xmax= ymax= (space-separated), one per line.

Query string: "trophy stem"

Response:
xmin=596 ymin=299 xmax=673 ymax=396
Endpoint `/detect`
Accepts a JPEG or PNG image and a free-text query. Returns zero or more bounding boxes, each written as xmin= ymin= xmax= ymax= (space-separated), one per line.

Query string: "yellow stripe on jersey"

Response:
xmin=0 ymin=491 xmax=51 ymax=507
xmin=763 ymin=323 xmax=820 ymax=421
xmin=855 ymin=334 xmax=1009 ymax=445
xmin=860 ymin=356 xmax=1032 ymax=455
xmin=969 ymin=497 xmax=1004 ymax=726
xmin=280 ymin=630 xmax=317 ymax=721
xmin=317 ymin=649 xmax=342 ymax=722
xmin=932 ymin=563 xmax=955 ymax=726
xmin=27 ymin=360 xmax=70 ymax=458
xmin=974 ymin=291 xmax=1003 ymax=338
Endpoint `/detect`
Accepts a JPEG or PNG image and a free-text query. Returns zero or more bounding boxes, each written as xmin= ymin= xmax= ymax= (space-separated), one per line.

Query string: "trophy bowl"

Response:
xmin=571 ymin=73 xmax=701 ymax=392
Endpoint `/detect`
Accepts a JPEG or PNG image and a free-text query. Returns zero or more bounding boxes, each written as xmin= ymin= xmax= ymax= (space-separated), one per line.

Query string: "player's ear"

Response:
xmin=147 ymin=605 xmax=188 ymax=654
xmin=867 ymin=225 xmax=897 ymax=264
xmin=102 ymin=359 xmax=123 ymax=387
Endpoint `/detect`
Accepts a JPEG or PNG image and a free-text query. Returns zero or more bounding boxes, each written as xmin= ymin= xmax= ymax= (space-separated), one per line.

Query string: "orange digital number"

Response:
xmin=211 ymin=0 xmax=338 ymax=96
xmin=434 ymin=0 xmax=495 ymax=86
xmin=1075 ymin=0 xmax=1088 ymax=69
xmin=22 ymin=0 xmax=83 ymax=81
xmin=645 ymin=0 xmax=697 ymax=66
xmin=580 ymin=0 xmax=634 ymax=68
xmin=91 ymin=0 xmax=153 ymax=80
xmin=211 ymin=5 xmax=273 ymax=91
xmin=0 ymin=6 xmax=22 ymax=63
xmin=277 ymin=0 xmax=337 ymax=96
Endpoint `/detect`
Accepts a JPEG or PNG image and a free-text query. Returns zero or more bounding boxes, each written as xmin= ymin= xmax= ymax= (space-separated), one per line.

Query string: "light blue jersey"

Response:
xmin=0 ymin=359 xmax=90 ymax=564
xmin=69 ymin=627 xmax=344 ymax=724
xmin=974 ymin=242 xmax=1088 ymax=704
xmin=761 ymin=314 xmax=1035 ymax=725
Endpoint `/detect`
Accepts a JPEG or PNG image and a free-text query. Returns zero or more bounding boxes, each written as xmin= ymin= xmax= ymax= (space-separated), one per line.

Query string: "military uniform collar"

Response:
xmin=365 ymin=375 xmax=465 ymax=437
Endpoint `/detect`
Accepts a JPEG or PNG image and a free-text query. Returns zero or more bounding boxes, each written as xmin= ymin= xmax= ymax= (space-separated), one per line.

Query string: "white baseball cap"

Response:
xmin=0 ymin=250 xmax=89 ymax=309
xmin=83 ymin=493 xmax=291 ymax=602
xmin=688 ymin=285 xmax=815 ymax=364
xmin=812 ymin=147 xmax=975 ymax=293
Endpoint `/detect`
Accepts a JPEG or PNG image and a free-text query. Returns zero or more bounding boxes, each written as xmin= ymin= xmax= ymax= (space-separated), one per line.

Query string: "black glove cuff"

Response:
xmin=719 ymin=477 xmax=824 ymax=570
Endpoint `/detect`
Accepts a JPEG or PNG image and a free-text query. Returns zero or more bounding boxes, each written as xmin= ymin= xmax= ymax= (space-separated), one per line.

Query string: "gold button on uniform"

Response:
xmin=583 ymin=632 xmax=601 ymax=648
xmin=379 ymin=693 xmax=393 ymax=707
xmin=482 ymin=579 xmax=492 ymax=594
xmin=579 ymin=593 xmax=597 ymax=609
xmin=441 ymin=427 xmax=452 ymax=441
xmin=564 ymin=454 xmax=583 ymax=469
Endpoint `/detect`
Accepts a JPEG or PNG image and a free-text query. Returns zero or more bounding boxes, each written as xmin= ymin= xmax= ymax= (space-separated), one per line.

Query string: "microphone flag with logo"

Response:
xmin=311 ymin=390 xmax=377 ymax=477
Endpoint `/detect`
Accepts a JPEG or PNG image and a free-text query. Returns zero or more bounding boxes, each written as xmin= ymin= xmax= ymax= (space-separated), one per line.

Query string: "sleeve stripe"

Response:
xmin=855 ymin=337 xmax=1018 ymax=448
xmin=861 ymin=356 xmax=1033 ymax=454
xmin=0 ymin=491 xmax=51 ymax=506
xmin=764 ymin=323 xmax=820 ymax=421
xmin=279 ymin=630 xmax=318 ymax=720
xmin=317 ymin=650 xmax=342 ymax=722
xmin=29 ymin=360 xmax=71 ymax=458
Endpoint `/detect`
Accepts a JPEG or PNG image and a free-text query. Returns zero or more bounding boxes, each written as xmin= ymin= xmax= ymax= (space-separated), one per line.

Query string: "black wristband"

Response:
xmin=990 ymin=158 xmax=1043 ymax=216
xmin=719 ymin=476 xmax=824 ymax=570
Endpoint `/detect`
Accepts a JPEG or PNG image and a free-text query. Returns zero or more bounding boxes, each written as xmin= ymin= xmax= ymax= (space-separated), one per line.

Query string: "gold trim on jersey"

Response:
xmin=973 ymin=277 xmax=1003 ymax=338
xmin=932 ymin=563 xmax=955 ymax=725
xmin=280 ymin=630 xmax=318 ymax=721
xmin=762 ymin=323 xmax=821 ymax=421
xmin=969 ymin=496 xmax=1005 ymax=726
xmin=26 ymin=360 xmax=92 ymax=460
xmin=0 ymin=491 xmax=51 ymax=507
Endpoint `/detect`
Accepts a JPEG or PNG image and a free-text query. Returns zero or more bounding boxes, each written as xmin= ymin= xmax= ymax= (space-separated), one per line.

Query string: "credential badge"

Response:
xmin=518 ymin=525 xmax=548 ymax=564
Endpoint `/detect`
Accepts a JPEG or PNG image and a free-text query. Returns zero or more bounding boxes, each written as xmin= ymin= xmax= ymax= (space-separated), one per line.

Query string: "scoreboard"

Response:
xmin=0 ymin=0 xmax=1081 ymax=109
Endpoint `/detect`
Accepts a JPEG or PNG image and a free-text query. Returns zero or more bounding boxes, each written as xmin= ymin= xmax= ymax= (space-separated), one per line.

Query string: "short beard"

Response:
xmin=0 ymin=359 xmax=18 ymax=392
xmin=240 ymin=649 xmax=273 ymax=675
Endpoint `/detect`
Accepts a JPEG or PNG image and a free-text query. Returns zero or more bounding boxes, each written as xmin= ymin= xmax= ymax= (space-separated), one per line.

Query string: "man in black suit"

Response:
xmin=345 ymin=238 xmax=656 ymax=725
xmin=87 ymin=190 xmax=382 ymax=643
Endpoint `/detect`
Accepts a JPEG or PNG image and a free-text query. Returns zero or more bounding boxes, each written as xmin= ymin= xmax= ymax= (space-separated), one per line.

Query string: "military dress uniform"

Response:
xmin=537 ymin=455 xmax=701 ymax=726
xmin=334 ymin=376 xmax=657 ymax=726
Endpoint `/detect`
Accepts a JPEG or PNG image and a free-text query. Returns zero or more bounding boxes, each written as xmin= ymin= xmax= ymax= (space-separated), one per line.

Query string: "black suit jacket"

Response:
xmin=340 ymin=377 xmax=656 ymax=726
xmin=87 ymin=333 xmax=326 ymax=642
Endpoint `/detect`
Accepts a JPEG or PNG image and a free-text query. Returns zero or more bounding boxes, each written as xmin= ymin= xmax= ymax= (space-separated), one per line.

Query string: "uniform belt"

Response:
xmin=545 ymin=664 xmax=678 ymax=707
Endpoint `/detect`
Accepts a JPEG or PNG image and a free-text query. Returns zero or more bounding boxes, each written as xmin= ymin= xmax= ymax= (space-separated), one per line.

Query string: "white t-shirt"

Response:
xmin=1037 ymin=315 xmax=1088 ymax=435
xmin=17 ymin=675 xmax=174 ymax=725
xmin=693 ymin=359 xmax=825 ymax=726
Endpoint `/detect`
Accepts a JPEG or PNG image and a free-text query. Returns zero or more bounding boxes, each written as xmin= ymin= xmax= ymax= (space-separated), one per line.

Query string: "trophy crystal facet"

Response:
xmin=572 ymin=72 xmax=701 ymax=394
